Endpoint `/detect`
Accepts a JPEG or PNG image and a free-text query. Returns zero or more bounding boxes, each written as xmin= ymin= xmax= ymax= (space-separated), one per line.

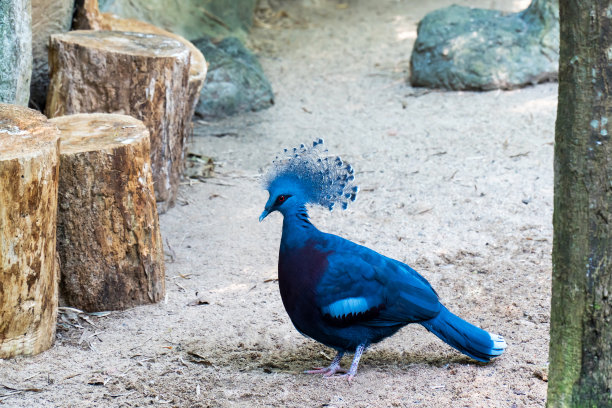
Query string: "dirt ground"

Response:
xmin=0 ymin=0 xmax=556 ymax=406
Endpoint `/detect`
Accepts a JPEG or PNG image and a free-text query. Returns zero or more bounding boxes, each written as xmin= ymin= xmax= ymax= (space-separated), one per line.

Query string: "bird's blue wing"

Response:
xmin=315 ymin=235 xmax=441 ymax=327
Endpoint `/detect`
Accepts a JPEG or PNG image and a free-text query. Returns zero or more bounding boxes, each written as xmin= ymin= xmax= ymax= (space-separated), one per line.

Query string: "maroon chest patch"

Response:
xmin=278 ymin=241 xmax=330 ymax=316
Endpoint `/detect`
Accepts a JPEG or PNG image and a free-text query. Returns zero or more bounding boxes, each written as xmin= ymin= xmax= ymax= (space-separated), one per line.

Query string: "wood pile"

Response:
xmin=46 ymin=30 xmax=192 ymax=212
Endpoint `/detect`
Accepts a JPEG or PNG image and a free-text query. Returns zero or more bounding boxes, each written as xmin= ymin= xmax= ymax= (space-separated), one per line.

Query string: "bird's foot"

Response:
xmin=333 ymin=343 xmax=366 ymax=384
xmin=305 ymin=344 xmax=366 ymax=384
xmin=335 ymin=372 xmax=356 ymax=384
xmin=304 ymin=365 xmax=347 ymax=377
xmin=305 ymin=351 xmax=345 ymax=377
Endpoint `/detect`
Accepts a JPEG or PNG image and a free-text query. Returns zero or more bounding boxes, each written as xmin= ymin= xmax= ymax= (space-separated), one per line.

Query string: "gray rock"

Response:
xmin=410 ymin=0 xmax=559 ymax=90
xmin=0 ymin=0 xmax=32 ymax=106
xmin=193 ymin=37 xmax=274 ymax=119
xmin=30 ymin=0 xmax=74 ymax=110
xmin=99 ymin=0 xmax=256 ymax=41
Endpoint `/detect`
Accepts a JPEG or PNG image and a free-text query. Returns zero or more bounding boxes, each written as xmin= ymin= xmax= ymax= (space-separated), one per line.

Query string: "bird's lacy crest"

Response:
xmin=263 ymin=139 xmax=359 ymax=211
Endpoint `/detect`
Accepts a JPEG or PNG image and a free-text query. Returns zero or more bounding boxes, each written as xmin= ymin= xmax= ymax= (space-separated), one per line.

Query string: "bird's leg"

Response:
xmin=305 ymin=351 xmax=346 ymax=376
xmin=340 ymin=343 xmax=366 ymax=383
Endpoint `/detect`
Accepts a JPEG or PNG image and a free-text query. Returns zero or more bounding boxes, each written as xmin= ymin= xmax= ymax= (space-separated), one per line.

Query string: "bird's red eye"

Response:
xmin=275 ymin=194 xmax=291 ymax=205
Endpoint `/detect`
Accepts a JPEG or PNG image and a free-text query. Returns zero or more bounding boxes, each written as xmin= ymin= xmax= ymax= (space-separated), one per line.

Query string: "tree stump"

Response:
xmin=0 ymin=103 xmax=60 ymax=358
xmin=73 ymin=0 xmax=207 ymax=115
xmin=100 ymin=14 xmax=207 ymax=124
xmin=95 ymin=11 xmax=207 ymax=166
xmin=50 ymin=113 xmax=165 ymax=312
xmin=46 ymin=30 xmax=191 ymax=212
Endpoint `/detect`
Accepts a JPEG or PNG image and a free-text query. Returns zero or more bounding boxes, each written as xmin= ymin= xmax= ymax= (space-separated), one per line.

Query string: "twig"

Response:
xmin=202 ymin=180 xmax=236 ymax=187
xmin=86 ymin=331 xmax=105 ymax=341
xmin=61 ymin=373 xmax=82 ymax=381
xmin=320 ymin=351 xmax=332 ymax=361
xmin=509 ymin=151 xmax=530 ymax=158
xmin=58 ymin=306 xmax=85 ymax=314
xmin=0 ymin=383 xmax=44 ymax=400
xmin=88 ymin=311 xmax=111 ymax=317
xmin=165 ymin=238 xmax=176 ymax=263
xmin=0 ymin=390 xmax=24 ymax=400
xmin=445 ymin=170 xmax=458 ymax=181
xmin=171 ymin=273 xmax=192 ymax=280
xmin=22 ymin=373 xmax=39 ymax=382
xmin=108 ymin=391 xmax=136 ymax=398
xmin=0 ymin=384 xmax=44 ymax=392
xmin=201 ymin=8 xmax=231 ymax=30
xmin=129 ymin=335 xmax=153 ymax=351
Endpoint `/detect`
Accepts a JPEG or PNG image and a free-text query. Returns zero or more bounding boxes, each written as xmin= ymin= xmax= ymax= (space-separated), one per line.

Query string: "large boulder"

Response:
xmin=410 ymin=0 xmax=559 ymax=90
xmin=0 ymin=0 xmax=32 ymax=105
xmin=193 ymin=37 xmax=274 ymax=119
xmin=30 ymin=0 xmax=74 ymax=110
xmin=98 ymin=0 xmax=256 ymax=41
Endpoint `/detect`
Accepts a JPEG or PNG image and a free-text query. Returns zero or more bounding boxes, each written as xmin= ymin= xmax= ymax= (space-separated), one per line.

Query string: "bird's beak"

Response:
xmin=259 ymin=208 xmax=270 ymax=222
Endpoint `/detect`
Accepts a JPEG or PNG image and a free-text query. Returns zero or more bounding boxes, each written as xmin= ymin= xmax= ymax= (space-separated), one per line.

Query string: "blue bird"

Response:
xmin=259 ymin=140 xmax=506 ymax=381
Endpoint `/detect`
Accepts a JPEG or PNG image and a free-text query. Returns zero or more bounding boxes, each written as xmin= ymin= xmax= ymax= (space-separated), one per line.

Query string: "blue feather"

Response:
xmin=322 ymin=297 xmax=370 ymax=319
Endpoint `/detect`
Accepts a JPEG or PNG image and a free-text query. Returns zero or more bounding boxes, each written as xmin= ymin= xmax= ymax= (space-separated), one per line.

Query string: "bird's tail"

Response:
xmin=421 ymin=305 xmax=506 ymax=362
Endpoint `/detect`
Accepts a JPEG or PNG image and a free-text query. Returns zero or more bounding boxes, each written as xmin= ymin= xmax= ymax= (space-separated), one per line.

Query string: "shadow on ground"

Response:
xmin=184 ymin=340 xmax=477 ymax=375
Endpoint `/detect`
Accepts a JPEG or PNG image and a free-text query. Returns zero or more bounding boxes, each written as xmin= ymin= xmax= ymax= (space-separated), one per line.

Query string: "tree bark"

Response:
xmin=29 ymin=0 xmax=74 ymax=110
xmin=548 ymin=1 xmax=612 ymax=406
xmin=0 ymin=103 xmax=60 ymax=358
xmin=96 ymin=13 xmax=206 ymax=165
xmin=46 ymin=30 xmax=191 ymax=212
xmin=50 ymin=113 xmax=165 ymax=312
xmin=100 ymin=14 xmax=206 ymax=121
xmin=72 ymin=0 xmax=111 ymax=30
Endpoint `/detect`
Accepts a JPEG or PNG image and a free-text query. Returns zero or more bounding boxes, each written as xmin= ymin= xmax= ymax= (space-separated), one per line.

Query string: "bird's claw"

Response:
xmin=304 ymin=366 xmax=346 ymax=376
xmin=330 ymin=371 xmax=356 ymax=383
xmin=305 ymin=366 xmax=356 ymax=384
xmin=340 ymin=373 xmax=355 ymax=384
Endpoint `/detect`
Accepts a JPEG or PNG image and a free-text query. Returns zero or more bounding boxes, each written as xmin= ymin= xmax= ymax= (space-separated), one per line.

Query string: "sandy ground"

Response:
xmin=0 ymin=0 xmax=556 ymax=406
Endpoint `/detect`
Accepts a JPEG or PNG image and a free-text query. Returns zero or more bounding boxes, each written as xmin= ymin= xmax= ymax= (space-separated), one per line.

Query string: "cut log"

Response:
xmin=73 ymin=0 xmax=208 ymax=106
xmin=50 ymin=113 xmax=165 ymax=312
xmin=99 ymin=13 xmax=206 ymax=168
xmin=46 ymin=30 xmax=191 ymax=212
xmin=101 ymin=14 xmax=207 ymax=122
xmin=0 ymin=103 xmax=60 ymax=358
xmin=73 ymin=0 xmax=207 ymax=174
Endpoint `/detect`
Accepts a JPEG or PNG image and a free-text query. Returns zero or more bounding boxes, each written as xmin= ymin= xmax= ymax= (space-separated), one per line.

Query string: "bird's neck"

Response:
xmin=281 ymin=203 xmax=317 ymax=249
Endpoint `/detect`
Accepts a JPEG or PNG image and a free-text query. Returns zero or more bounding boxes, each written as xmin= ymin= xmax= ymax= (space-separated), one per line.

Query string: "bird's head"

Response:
xmin=259 ymin=139 xmax=359 ymax=222
xmin=259 ymin=176 xmax=307 ymax=221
